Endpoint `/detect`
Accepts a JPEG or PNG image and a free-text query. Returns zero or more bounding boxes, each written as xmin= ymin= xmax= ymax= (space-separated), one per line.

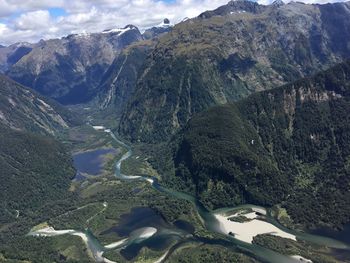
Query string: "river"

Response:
xmin=28 ymin=128 xmax=350 ymax=263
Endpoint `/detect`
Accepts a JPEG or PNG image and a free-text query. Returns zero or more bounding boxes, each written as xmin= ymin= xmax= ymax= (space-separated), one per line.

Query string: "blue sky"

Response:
xmin=48 ymin=8 xmax=67 ymax=17
xmin=0 ymin=0 xmax=347 ymax=45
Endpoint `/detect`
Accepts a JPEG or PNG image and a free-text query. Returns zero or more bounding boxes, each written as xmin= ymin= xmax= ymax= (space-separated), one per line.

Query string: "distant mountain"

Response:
xmin=96 ymin=20 xmax=172 ymax=112
xmin=160 ymin=60 xmax=350 ymax=229
xmin=6 ymin=25 xmax=143 ymax=104
xmin=199 ymin=0 xmax=267 ymax=18
xmin=143 ymin=18 xmax=173 ymax=40
xmin=0 ymin=42 xmax=33 ymax=72
xmin=98 ymin=41 xmax=153 ymax=113
xmin=0 ymin=76 xmax=75 ymax=224
xmin=119 ymin=0 xmax=350 ymax=142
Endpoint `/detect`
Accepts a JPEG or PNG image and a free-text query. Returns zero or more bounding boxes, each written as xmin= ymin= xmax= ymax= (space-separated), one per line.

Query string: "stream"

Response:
xmin=28 ymin=128 xmax=350 ymax=263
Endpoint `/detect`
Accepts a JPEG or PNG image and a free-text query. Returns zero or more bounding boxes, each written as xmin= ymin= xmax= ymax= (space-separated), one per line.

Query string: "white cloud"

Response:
xmin=15 ymin=10 xmax=52 ymax=30
xmin=0 ymin=0 xmax=348 ymax=45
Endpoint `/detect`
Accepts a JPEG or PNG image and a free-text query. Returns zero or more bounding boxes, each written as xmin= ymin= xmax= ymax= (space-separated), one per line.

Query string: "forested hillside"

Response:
xmin=0 ymin=76 xmax=75 ymax=224
xmin=119 ymin=0 xmax=350 ymax=142
xmin=0 ymin=125 xmax=74 ymax=224
xmin=161 ymin=60 xmax=350 ymax=228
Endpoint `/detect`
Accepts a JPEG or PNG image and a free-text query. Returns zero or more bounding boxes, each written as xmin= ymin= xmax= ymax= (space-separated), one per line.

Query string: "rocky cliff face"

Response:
xmin=6 ymin=25 xmax=143 ymax=104
xmin=96 ymin=20 xmax=173 ymax=114
xmin=119 ymin=1 xmax=350 ymax=142
xmin=98 ymin=41 xmax=153 ymax=113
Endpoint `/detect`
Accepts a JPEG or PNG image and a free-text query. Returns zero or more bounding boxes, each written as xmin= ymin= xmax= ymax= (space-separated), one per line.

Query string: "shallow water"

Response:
xmin=310 ymin=223 xmax=350 ymax=244
xmin=73 ymin=148 xmax=116 ymax=180
xmin=30 ymin=128 xmax=350 ymax=263
xmin=102 ymin=207 xmax=193 ymax=260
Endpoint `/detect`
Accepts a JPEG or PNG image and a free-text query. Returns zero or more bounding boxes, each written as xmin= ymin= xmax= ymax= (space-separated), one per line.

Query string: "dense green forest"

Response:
xmin=159 ymin=60 xmax=350 ymax=229
xmin=0 ymin=125 xmax=75 ymax=224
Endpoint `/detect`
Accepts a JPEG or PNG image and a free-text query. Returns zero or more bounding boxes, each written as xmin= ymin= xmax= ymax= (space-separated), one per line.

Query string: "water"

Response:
xmin=310 ymin=223 xmax=350 ymax=244
xmin=73 ymin=148 xmax=117 ymax=180
xmin=173 ymin=220 xmax=195 ymax=234
xmin=106 ymin=129 xmax=350 ymax=262
xmin=102 ymin=207 xmax=193 ymax=260
xmin=30 ymin=128 xmax=350 ymax=263
xmin=103 ymin=207 xmax=169 ymax=237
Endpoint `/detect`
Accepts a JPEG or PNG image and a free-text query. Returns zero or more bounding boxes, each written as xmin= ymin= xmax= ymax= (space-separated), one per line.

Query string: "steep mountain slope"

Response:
xmin=162 ymin=60 xmax=350 ymax=228
xmin=6 ymin=25 xmax=143 ymax=104
xmin=0 ymin=75 xmax=75 ymax=135
xmin=119 ymin=0 xmax=350 ymax=142
xmin=97 ymin=19 xmax=173 ymax=113
xmin=0 ymin=43 xmax=33 ymax=72
xmin=98 ymin=41 xmax=153 ymax=113
xmin=0 ymin=76 xmax=75 ymax=223
xmin=0 ymin=125 xmax=74 ymax=224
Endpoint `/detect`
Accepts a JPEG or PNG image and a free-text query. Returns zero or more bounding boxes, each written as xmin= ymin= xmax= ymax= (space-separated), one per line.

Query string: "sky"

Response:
xmin=0 ymin=0 xmax=347 ymax=45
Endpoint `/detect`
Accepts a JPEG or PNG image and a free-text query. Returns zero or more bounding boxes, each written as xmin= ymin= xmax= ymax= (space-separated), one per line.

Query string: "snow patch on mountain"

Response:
xmin=102 ymin=25 xmax=137 ymax=36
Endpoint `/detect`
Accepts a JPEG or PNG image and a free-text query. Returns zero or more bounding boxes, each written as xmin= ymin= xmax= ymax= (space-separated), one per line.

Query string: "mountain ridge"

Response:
xmin=5 ymin=25 xmax=143 ymax=105
xmin=0 ymin=74 xmax=77 ymax=135
xmin=118 ymin=0 xmax=350 ymax=142
xmin=158 ymin=59 xmax=350 ymax=228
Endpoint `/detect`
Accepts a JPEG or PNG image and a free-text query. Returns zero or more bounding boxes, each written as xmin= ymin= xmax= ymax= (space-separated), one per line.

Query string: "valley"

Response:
xmin=9 ymin=110 xmax=349 ymax=263
xmin=1 ymin=1 xmax=350 ymax=262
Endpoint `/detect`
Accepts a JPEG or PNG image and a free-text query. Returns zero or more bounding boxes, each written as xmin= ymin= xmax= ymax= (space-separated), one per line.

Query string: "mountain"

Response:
xmin=0 ymin=125 xmax=74 ymax=224
xmin=160 ymin=60 xmax=350 ymax=229
xmin=143 ymin=18 xmax=173 ymax=40
xmin=6 ymin=25 xmax=143 ymax=105
xmin=0 ymin=75 xmax=75 ymax=135
xmin=97 ymin=19 xmax=174 ymax=112
xmin=98 ymin=41 xmax=153 ymax=113
xmin=118 ymin=0 xmax=350 ymax=142
xmin=199 ymin=0 xmax=267 ymax=18
xmin=0 ymin=75 xmax=75 ymax=224
xmin=0 ymin=42 xmax=33 ymax=72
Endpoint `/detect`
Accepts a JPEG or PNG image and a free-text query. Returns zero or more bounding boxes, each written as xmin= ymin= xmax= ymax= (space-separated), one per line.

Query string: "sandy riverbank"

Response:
xmin=215 ymin=213 xmax=296 ymax=244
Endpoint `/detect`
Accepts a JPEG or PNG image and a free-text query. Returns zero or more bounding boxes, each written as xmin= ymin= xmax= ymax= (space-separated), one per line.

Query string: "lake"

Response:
xmin=73 ymin=148 xmax=117 ymax=180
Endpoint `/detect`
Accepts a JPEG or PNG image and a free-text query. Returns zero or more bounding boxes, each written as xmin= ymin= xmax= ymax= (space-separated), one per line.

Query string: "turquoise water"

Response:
xmin=108 ymin=129 xmax=350 ymax=262
xmin=30 ymin=129 xmax=350 ymax=263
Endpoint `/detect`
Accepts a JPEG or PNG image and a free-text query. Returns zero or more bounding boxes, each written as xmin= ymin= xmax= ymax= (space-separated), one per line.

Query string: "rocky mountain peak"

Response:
xmin=5 ymin=23 xmax=143 ymax=105
xmin=143 ymin=19 xmax=173 ymax=39
xmin=199 ymin=0 xmax=266 ymax=18
xmin=271 ymin=0 xmax=285 ymax=7
xmin=123 ymin=24 xmax=138 ymax=30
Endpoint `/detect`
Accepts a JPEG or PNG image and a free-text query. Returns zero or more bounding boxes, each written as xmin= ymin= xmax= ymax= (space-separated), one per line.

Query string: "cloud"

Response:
xmin=0 ymin=0 xmax=347 ymax=45
xmin=14 ymin=10 xmax=52 ymax=30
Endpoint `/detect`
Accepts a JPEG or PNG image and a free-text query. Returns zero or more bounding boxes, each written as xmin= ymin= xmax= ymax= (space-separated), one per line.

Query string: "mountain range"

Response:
xmin=0 ymin=20 xmax=173 ymax=106
xmin=1 ymin=1 xmax=350 ymax=261
xmin=118 ymin=0 xmax=350 ymax=142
